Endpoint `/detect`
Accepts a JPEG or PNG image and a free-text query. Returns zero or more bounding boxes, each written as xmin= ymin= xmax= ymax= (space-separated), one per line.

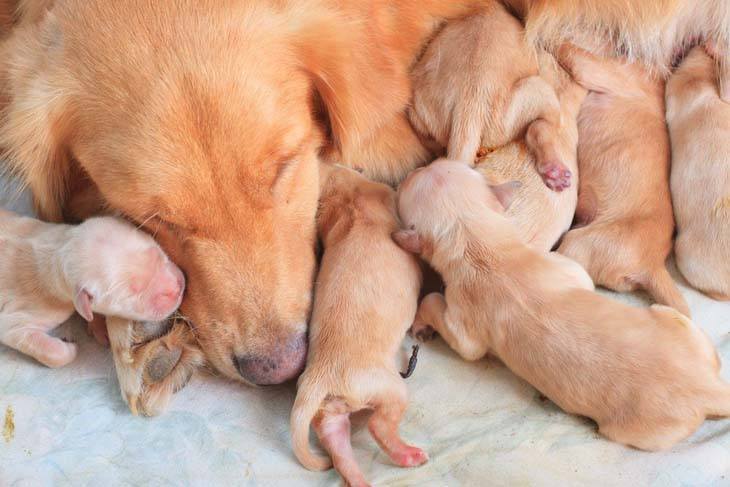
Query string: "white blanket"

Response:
xmin=2 ymin=175 xmax=729 ymax=486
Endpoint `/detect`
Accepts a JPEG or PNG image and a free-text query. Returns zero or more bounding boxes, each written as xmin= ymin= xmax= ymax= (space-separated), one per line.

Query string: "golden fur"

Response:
xmin=666 ymin=47 xmax=730 ymax=301
xmin=0 ymin=0 xmax=482 ymax=384
xmin=556 ymin=45 xmax=690 ymax=316
xmin=395 ymin=159 xmax=730 ymax=452
xmin=291 ymin=163 xmax=423 ymax=486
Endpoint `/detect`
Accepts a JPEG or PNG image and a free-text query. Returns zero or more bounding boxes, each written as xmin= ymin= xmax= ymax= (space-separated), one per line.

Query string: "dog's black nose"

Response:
xmin=234 ymin=331 xmax=307 ymax=385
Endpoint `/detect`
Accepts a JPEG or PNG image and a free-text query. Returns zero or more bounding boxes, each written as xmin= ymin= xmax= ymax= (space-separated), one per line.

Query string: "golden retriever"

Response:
xmin=0 ymin=0 xmax=720 ymax=385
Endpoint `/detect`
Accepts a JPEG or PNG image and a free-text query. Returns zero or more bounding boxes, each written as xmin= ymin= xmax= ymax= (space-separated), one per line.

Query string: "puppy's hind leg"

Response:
xmin=525 ymin=118 xmax=571 ymax=191
xmin=2 ymin=325 xmax=77 ymax=368
xmin=368 ymin=383 xmax=428 ymax=469
xmin=313 ymin=403 xmax=370 ymax=487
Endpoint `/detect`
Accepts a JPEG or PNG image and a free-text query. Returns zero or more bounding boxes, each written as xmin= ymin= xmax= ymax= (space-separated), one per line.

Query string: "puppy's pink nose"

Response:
xmin=234 ymin=331 xmax=307 ymax=385
xmin=150 ymin=263 xmax=185 ymax=317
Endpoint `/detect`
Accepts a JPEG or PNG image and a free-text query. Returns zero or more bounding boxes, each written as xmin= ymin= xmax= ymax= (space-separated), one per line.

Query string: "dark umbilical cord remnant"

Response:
xmin=400 ymin=345 xmax=420 ymax=379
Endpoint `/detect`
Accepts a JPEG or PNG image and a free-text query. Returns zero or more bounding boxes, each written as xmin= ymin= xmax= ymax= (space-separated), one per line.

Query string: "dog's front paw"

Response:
xmin=409 ymin=321 xmax=436 ymax=342
xmin=107 ymin=318 xmax=204 ymax=416
xmin=539 ymin=161 xmax=572 ymax=192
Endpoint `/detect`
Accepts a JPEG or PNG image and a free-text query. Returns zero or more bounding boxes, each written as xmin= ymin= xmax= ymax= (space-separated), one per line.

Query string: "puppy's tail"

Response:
xmin=290 ymin=382 xmax=332 ymax=471
xmin=642 ymin=267 xmax=691 ymax=318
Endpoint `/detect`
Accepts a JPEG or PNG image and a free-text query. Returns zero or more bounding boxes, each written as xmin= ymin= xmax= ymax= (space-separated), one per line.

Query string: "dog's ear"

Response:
xmin=489 ymin=181 xmax=522 ymax=211
xmin=392 ymin=229 xmax=422 ymax=254
xmin=73 ymin=287 xmax=95 ymax=322
xmin=296 ymin=14 xmax=409 ymax=157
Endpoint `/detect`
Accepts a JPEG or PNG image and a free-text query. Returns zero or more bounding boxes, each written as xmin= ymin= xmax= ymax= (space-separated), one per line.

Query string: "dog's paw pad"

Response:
xmin=540 ymin=163 xmax=572 ymax=192
xmin=143 ymin=346 xmax=182 ymax=383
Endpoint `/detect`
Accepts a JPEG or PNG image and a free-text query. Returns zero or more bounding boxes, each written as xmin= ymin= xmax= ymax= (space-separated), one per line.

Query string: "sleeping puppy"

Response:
xmin=394 ymin=159 xmax=730 ymax=451
xmin=504 ymin=0 xmax=730 ymax=102
xmin=666 ymin=47 xmax=730 ymax=301
xmin=475 ymin=50 xmax=587 ymax=251
xmin=0 ymin=210 xmax=184 ymax=367
xmin=410 ymin=1 xmax=572 ymax=191
xmin=555 ymin=45 xmax=690 ymax=317
xmin=291 ymin=163 xmax=424 ymax=487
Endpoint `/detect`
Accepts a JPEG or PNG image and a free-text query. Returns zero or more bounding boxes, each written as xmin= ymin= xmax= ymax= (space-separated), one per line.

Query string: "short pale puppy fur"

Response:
xmin=409 ymin=1 xmax=572 ymax=191
xmin=475 ymin=50 xmax=587 ymax=251
xmin=666 ymin=47 xmax=730 ymax=301
xmin=394 ymin=159 xmax=730 ymax=451
xmin=0 ymin=210 xmax=185 ymax=367
xmin=291 ymin=163 xmax=424 ymax=487
xmin=555 ymin=45 xmax=690 ymax=317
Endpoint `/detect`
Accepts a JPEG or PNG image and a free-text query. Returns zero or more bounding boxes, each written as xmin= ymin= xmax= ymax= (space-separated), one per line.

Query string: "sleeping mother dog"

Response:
xmin=0 ymin=0 xmax=726 ymax=392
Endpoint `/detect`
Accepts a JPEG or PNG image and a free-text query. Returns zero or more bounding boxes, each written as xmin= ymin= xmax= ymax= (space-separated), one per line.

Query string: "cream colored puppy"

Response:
xmin=409 ymin=1 xmax=572 ymax=191
xmin=0 ymin=210 xmax=184 ymax=367
xmin=666 ymin=47 xmax=730 ymax=301
xmin=394 ymin=159 xmax=730 ymax=451
xmin=555 ymin=44 xmax=690 ymax=316
xmin=476 ymin=50 xmax=587 ymax=251
xmin=291 ymin=163 xmax=424 ymax=487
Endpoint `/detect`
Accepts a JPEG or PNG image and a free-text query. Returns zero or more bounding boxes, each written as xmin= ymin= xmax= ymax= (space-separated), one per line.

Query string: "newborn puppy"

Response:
xmin=555 ymin=45 xmax=690 ymax=316
xmin=291 ymin=163 xmax=424 ymax=486
xmin=410 ymin=1 xmax=572 ymax=191
xmin=395 ymin=159 xmax=730 ymax=451
xmin=0 ymin=210 xmax=185 ymax=367
xmin=476 ymin=50 xmax=587 ymax=251
xmin=666 ymin=47 xmax=730 ymax=301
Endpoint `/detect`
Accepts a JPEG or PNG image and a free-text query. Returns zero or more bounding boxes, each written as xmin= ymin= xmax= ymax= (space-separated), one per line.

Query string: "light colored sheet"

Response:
xmin=2 ymin=175 xmax=730 ymax=486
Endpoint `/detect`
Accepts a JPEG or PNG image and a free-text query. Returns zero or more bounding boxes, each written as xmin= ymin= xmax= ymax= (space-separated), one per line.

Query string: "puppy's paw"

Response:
xmin=108 ymin=318 xmax=204 ymax=416
xmin=392 ymin=446 xmax=429 ymax=468
xmin=409 ymin=321 xmax=436 ymax=342
xmin=539 ymin=162 xmax=572 ymax=192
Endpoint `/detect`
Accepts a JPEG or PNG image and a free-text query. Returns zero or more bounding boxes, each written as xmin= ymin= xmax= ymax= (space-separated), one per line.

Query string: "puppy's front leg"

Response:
xmin=704 ymin=41 xmax=730 ymax=103
xmin=413 ymin=293 xmax=488 ymax=361
xmin=525 ymin=118 xmax=571 ymax=191
xmin=1 ymin=324 xmax=77 ymax=368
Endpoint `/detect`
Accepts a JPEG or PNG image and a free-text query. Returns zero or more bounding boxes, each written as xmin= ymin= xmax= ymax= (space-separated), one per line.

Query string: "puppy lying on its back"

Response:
xmin=394 ymin=159 xmax=730 ymax=451
xmin=556 ymin=45 xmax=689 ymax=316
xmin=666 ymin=47 xmax=730 ymax=301
xmin=291 ymin=164 xmax=424 ymax=486
xmin=475 ymin=50 xmax=587 ymax=251
xmin=0 ymin=210 xmax=184 ymax=367
xmin=409 ymin=1 xmax=572 ymax=191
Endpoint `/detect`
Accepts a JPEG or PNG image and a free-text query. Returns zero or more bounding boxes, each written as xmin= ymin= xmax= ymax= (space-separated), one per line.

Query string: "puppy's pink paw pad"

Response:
xmin=540 ymin=163 xmax=572 ymax=192
xmin=393 ymin=447 xmax=429 ymax=468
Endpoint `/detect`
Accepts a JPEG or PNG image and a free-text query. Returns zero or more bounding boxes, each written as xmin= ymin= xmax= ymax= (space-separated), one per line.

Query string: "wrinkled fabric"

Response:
xmin=2 ymin=175 xmax=729 ymax=486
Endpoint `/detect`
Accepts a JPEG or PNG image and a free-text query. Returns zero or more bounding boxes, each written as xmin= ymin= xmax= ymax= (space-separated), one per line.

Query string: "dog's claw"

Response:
xmin=410 ymin=321 xmax=436 ymax=342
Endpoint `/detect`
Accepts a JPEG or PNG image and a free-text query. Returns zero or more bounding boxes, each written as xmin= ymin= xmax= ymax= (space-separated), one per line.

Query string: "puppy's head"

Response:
xmin=56 ymin=3 xmax=408 ymax=384
xmin=393 ymin=159 xmax=519 ymax=256
xmin=69 ymin=217 xmax=184 ymax=323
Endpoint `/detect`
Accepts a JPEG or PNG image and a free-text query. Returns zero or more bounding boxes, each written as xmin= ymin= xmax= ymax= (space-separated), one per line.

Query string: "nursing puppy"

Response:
xmin=475 ymin=50 xmax=586 ymax=251
xmin=555 ymin=45 xmax=690 ymax=316
xmin=291 ymin=164 xmax=424 ymax=486
xmin=394 ymin=159 xmax=730 ymax=451
xmin=410 ymin=1 xmax=572 ymax=191
xmin=0 ymin=210 xmax=184 ymax=367
xmin=666 ymin=47 xmax=730 ymax=301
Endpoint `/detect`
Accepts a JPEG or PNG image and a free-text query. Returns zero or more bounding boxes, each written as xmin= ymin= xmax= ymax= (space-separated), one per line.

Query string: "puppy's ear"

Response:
xmin=489 ymin=181 xmax=522 ymax=211
xmin=392 ymin=229 xmax=422 ymax=254
xmin=73 ymin=287 xmax=94 ymax=322
xmin=296 ymin=14 xmax=409 ymax=157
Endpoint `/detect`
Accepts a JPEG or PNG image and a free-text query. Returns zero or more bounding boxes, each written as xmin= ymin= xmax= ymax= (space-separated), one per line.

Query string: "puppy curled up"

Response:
xmin=0 ymin=210 xmax=185 ymax=367
xmin=555 ymin=44 xmax=690 ymax=316
xmin=409 ymin=0 xmax=572 ymax=191
xmin=290 ymin=163 xmax=424 ymax=487
xmin=666 ymin=47 xmax=730 ymax=301
xmin=394 ymin=159 xmax=730 ymax=451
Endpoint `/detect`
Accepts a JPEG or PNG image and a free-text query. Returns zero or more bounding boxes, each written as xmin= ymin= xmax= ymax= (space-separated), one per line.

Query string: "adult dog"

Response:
xmin=0 ymin=0 xmax=723 ymax=385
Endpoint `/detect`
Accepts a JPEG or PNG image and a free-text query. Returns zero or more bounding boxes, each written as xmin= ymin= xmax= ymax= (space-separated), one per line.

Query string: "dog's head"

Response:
xmin=53 ymin=2 xmax=408 ymax=384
